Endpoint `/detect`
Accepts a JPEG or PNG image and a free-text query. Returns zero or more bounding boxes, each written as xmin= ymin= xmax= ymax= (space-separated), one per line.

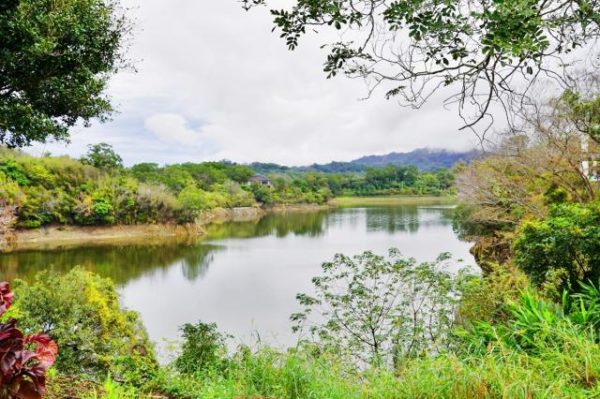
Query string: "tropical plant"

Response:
xmin=0 ymin=282 xmax=58 ymax=399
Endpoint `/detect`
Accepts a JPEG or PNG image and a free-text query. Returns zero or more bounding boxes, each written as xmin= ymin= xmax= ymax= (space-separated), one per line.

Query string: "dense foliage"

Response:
xmin=5 ymin=269 xmax=156 ymax=386
xmin=515 ymin=202 xmax=600 ymax=295
xmin=0 ymin=147 xmax=455 ymax=230
xmin=0 ymin=282 xmax=57 ymax=399
xmin=0 ymin=0 xmax=127 ymax=147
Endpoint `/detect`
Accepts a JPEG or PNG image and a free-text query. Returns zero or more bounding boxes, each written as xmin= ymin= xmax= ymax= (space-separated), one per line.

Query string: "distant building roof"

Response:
xmin=248 ymin=174 xmax=271 ymax=184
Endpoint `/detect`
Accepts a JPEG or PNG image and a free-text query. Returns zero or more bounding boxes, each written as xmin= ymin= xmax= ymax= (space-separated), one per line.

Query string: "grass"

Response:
xmin=332 ymin=195 xmax=456 ymax=207
xmin=152 ymin=337 xmax=600 ymax=399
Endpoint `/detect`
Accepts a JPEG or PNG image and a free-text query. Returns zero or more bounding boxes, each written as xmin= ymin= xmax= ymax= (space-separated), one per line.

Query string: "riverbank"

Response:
xmin=0 ymin=206 xmax=265 ymax=253
xmin=0 ymin=197 xmax=447 ymax=252
xmin=332 ymin=195 xmax=456 ymax=207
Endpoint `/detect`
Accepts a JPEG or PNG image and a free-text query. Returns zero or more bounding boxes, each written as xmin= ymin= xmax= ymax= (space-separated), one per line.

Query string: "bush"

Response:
xmin=175 ymin=322 xmax=230 ymax=375
xmin=7 ymin=269 xmax=157 ymax=385
xmin=514 ymin=202 xmax=600 ymax=294
xmin=291 ymin=249 xmax=472 ymax=367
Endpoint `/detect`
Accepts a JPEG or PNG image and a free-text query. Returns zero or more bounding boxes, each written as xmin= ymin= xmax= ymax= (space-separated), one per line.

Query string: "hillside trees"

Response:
xmin=81 ymin=143 xmax=124 ymax=171
xmin=0 ymin=0 xmax=128 ymax=147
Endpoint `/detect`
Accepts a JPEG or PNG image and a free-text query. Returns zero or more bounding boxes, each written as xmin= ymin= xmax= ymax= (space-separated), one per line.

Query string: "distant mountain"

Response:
xmin=349 ymin=148 xmax=480 ymax=171
xmin=249 ymin=148 xmax=480 ymax=174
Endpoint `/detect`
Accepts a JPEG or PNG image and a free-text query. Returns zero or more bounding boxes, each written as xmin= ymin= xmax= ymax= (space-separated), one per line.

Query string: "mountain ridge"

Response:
xmin=249 ymin=148 xmax=480 ymax=174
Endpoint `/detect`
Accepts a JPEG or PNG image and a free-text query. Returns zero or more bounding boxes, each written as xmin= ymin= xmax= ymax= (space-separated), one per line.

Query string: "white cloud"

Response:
xmin=28 ymin=0 xmax=484 ymax=166
xmin=145 ymin=113 xmax=207 ymax=147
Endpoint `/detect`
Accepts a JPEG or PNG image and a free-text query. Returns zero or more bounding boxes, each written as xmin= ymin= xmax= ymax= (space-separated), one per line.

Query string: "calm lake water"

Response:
xmin=0 ymin=202 xmax=475 ymax=353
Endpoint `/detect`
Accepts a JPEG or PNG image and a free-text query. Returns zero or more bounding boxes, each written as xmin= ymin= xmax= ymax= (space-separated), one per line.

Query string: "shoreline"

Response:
xmin=0 ymin=206 xmax=265 ymax=253
xmin=0 ymin=196 xmax=451 ymax=253
xmin=0 ymin=203 xmax=334 ymax=253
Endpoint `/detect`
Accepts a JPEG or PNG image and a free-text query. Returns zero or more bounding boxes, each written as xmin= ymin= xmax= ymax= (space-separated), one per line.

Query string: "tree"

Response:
xmin=291 ymin=249 xmax=469 ymax=367
xmin=244 ymin=0 xmax=600 ymax=130
xmin=0 ymin=0 xmax=127 ymax=147
xmin=81 ymin=143 xmax=123 ymax=170
xmin=515 ymin=202 xmax=600 ymax=295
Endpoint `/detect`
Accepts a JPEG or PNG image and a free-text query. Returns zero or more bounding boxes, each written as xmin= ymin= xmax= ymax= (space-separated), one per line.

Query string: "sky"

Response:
xmin=29 ymin=0 xmax=480 ymax=166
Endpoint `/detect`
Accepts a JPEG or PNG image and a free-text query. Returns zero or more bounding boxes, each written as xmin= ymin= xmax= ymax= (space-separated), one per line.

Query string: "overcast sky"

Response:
xmin=29 ymin=0 xmax=479 ymax=166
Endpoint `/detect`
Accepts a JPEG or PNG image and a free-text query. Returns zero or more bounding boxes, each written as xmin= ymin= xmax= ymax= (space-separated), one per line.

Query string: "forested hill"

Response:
xmin=250 ymin=148 xmax=479 ymax=174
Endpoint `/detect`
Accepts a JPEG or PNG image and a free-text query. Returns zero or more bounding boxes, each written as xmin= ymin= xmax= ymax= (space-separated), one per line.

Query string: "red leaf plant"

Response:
xmin=0 ymin=282 xmax=58 ymax=399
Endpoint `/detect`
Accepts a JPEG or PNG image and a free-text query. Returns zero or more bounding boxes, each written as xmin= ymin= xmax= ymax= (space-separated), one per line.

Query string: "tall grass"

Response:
xmin=154 ymin=339 xmax=600 ymax=399
xmin=82 ymin=379 xmax=152 ymax=399
xmin=152 ymin=288 xmax=600 ymax=399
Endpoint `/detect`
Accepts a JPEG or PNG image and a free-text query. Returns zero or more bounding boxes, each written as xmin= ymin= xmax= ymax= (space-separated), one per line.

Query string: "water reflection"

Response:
xmin=0 ymin=242 xmax=222 ymax=285
xmin=0 ymin=203 xmax=474 ymax=348
xmin=365 ymin=206 xmax=455 ymax=233
xmin=204 ymin=210 xmax=329 ymax=240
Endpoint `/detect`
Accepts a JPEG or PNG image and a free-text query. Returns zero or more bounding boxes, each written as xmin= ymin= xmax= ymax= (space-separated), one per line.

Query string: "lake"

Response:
xmin=0 ymin=200 xmax=475 ymax=354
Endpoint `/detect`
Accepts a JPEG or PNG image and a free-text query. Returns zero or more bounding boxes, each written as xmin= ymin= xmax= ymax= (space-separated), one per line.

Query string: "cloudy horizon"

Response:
xmin=28 ymin=0 xmax=481 ymax=167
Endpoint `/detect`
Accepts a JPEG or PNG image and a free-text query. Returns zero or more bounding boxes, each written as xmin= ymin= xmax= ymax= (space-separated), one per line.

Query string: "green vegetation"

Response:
xmin=5 ymin=269 xmax=157 ymax=386
xmin=334 ymin=195 xmax=455 ymax=207
xmin=21 ymin=248 xmax=600 ymax=399
xmin=0 ymin=0 xmax=127 ymax=148
xmin=3 ymin=0 xmax=600 ymax=397
xmin=0 ymin=146 xmax=456 ymax=230
xmin=515 ymin=202 xmax=600 ymax=295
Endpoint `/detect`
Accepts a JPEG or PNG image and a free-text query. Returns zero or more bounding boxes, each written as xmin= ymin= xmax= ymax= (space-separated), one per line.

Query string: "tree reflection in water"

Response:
xmin=364 ymin=205 xmax=454 ymax=234
xmin=204 ymin=210 xmax=329 ymax=240
xmin=0 ymin=240 xmax=222 ymax=285
xmin=0 ymin=204 xmax=459 ymax=287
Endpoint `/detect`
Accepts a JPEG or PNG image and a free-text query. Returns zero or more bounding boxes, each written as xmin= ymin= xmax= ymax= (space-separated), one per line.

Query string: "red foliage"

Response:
xmin=0 ymin=282 xmax=57 ymax=399
xmin=0 ymin=283 xmax=13 ymax=315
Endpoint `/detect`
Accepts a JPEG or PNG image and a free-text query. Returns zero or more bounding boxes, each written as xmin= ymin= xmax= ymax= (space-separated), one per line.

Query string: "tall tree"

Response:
xmin=244 ymin=0 xmax=600 ymax=131
xmin=81 ymin=143 xmax=123 ymax=170
xmin=0 ymin=0 xmax=128 ymax=148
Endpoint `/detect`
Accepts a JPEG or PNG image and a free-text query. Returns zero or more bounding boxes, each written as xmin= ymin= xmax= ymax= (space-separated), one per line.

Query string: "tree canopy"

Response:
xmin=0 ymin=0 xmax=127 ymax=148
xmin=81 ymin=143 xmax=124 ymax=170
xmin=244 ymin=0 xmax=600 ymax=130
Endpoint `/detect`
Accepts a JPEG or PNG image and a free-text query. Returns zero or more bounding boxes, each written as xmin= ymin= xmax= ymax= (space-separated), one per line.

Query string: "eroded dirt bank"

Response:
xmin=0 ymin=204 xmax=338 ymax=253
xmin=0 ymin=206 xmax=267 ymax=253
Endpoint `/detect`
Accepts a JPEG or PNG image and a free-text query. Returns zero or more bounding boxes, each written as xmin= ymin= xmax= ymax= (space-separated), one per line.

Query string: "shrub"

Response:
xmin=176 ymin=185 xmax=222 ymax=220
xmin=175 ymin=322 xmax=230 ymax=375
xmin=7 ymin=269 xmax=156 ymax=385
xmin=291 ymin=249 xmax=472 ymax=367
xmin=135 ymin=184 xmax=183 ymax=224
xmin=514 ymin=202 xmax=600 ymax=294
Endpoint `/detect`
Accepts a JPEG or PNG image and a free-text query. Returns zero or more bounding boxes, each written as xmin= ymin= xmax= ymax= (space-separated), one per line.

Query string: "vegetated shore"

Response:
xmin=332 ymin=195 xmax=457 ymax=207
xmin=0 ymin=196 xmax=454 ymax=253
xmin=0 ymin=203 xmax=335 ymax=253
